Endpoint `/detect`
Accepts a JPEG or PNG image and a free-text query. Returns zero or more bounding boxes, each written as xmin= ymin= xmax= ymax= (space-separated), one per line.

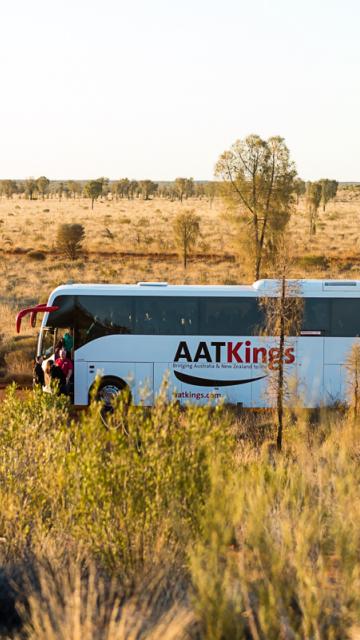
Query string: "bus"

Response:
xmin=15 ymin=279 xmax=360 ymax=408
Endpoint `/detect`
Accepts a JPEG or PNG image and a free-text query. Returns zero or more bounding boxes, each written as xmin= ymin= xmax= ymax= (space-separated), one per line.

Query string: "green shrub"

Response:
xmin=297 ymin=254 xmax=329 ymax=269
xmin=57 ymin=223 xmax=85 ymax=260
xmin=0 ymin=387 xmax=233 ymax=572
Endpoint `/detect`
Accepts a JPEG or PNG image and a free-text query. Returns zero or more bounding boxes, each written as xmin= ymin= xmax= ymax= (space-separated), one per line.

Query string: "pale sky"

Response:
xmin=0 ymin=0 xmax=359 ymax=181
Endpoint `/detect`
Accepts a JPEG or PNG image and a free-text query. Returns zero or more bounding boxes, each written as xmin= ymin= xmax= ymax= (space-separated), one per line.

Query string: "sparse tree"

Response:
xmin=204 ymin=182 xmax=218 ymax=208
xmin=114 ymin=178 xmax=130 ymax=199
xmin=24 ymin=178 xmax=37 ymax=200
xmin=260 ymin=239 xmax=303 ymax=452
xmin=320 ymin=178 xmax=338 ymax=211
xmin=83 ymin=180 xmax=102 ymax=209
xmin=1 ymin=180 xmax=18 ymax=198
xmin=306 ymin=181 xmax=322 ymax=235
xmin=97 ymin=177 xmax=110 ymax=198
xmin=174 ymin=177 xmax=194 ymax=202
xmin=36 ymin=176 xmax=50 ymax=199
xmin=66 ymin=180 xmax=81 ymax=199
xmin=128 ymin=180 xmax=138 ymax=199
xmin=138 ymin=180 xmax=158 ymax=200
xmin=56 ymin=182 xmax=64 ymax=201
xmin=174 ymin=178 xmax=186 ymax=202
xmin=57 ymin=223 xmax=85 ymax=260
xmin=194 ymin=182 xmax=205 ymax=199
xmin=293 ymin=178 xmax=306 ymax=205
xmin=173 ymin=209 xmax=200 ymax=269
xmin=215 ymin=135 xmax=297 ymax=280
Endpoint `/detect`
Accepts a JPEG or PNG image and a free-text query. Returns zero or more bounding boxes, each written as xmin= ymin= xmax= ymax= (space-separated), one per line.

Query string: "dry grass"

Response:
xmin=1 ymin=188 xmax=360 ymax=379
xmin=12 ymin=559 xmax=194 ymax=640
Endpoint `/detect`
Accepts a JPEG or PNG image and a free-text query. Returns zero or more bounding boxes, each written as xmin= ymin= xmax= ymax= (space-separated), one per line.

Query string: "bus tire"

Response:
xmin=94 ymin=376 xmax=131 ymax=408
xmin=92 ymin=377 xmax=132 ymax=429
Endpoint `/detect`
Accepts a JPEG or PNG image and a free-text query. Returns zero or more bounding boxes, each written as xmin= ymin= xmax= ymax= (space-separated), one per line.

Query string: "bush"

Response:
xmin=297 ymin=254 xmax=329 ymax=269
xmin=56 ymin=223 xmax=85 ymax=260
xmin=0 ymin=388 xmax=233 ymax=571
xmin=12 ymin=247 xmax=29 ymax=255
xmin=26 ymin=250 xmax=46 ymax=261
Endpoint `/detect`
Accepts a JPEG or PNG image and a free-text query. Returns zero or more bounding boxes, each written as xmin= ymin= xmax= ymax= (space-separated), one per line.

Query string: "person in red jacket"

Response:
xmin=55 ymin=348 xmax=74 ymax=390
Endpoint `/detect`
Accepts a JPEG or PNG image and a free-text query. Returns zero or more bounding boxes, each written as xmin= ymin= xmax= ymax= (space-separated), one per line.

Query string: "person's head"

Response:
xmin=60 ymin=349 xmax=67 ymax=360
xmin=35 ymin=355 xmax=43 ymax=365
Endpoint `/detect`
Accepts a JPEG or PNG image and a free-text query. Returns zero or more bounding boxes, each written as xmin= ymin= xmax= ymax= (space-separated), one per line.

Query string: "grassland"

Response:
xmin=1 ymin=189 xmax=360 ymax=637
xmin=0 ymin=389 xmax=359 ymax=638
xmin=1 ymin=187 xmax=360 ymax=381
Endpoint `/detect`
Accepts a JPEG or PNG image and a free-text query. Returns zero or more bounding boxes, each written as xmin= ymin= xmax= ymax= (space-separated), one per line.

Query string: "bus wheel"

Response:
xmin=95 ymin=377 xmax=131 ymax=428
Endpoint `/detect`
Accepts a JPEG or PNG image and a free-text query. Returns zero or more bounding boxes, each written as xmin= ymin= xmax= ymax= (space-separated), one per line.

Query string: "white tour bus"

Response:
xmin=16 ymin=279 xmax=360 ymax=408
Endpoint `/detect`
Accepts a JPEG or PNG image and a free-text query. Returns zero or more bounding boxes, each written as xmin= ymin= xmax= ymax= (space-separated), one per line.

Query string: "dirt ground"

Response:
xmin=1 ymin=187 xmax=360 ymax=381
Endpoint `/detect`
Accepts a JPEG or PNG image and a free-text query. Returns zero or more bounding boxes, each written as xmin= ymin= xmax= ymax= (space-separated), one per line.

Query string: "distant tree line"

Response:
xmin=0 ymin=176 xmax=221 ymax=208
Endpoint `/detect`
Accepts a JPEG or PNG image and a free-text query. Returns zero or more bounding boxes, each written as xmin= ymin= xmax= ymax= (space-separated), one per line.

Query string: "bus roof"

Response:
xmin=47 ymin=279 xmax=360 ymax=300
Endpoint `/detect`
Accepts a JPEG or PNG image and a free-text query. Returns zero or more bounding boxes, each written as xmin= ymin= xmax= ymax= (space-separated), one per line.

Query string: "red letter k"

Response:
xmin=227 ymin=342 xmax=243 ymax=363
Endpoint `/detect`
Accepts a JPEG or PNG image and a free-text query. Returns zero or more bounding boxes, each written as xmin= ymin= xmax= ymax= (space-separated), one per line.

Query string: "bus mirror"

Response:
xmin=16 ymin=304 xmax=59 ymax=333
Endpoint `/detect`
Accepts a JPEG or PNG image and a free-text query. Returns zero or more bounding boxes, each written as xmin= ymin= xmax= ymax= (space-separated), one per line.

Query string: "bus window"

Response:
xmin=47 ymin=295 xmax=76 ymax=327
xmin=75 ymin=296 xmax=134 ymax=346
xmin=199 ymin=297 xmax=263 ymax=335
xmin=302 ymin=298 xmax=331 ymax=334
xmin=135 ymin=297 xmax=199 ymax=334
xmin=331 ymin=298 xmax=360 ymax=337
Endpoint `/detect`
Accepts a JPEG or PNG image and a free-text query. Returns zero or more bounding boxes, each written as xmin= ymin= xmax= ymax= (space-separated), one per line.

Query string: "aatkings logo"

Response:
xmin=174 ymin=340 xmax=295 ymax=371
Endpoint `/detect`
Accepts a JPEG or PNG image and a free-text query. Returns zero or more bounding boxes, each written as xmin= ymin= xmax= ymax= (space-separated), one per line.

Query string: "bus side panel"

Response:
xmin=135 ymin=363 xmax=154 ymax=406
xmin=324 ymin=338 xmax=354 ymax=366
xmin=324 ymin=337 xmax=354 ymax=405
xmin=248 ymin=337 xmax=298 ymax=408
xmin=87 ymin=362 xmax=136 ymax=402
xmin=74 ymin=360 xmax=88 ymax=405
xmin=324 ymin=364 xmax=345 ymax=405
xmin=154 ymin=364 xmax=179 ymax=402
xmin=297 ymin=337 xmax=324 ymax=407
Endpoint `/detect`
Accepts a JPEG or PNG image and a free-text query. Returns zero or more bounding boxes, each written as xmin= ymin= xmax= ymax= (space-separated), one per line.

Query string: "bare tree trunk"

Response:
xmin=354 ymin=370 xmax=359 ymax=420
xmin=276 ymin=274 xmax=286 ymax=452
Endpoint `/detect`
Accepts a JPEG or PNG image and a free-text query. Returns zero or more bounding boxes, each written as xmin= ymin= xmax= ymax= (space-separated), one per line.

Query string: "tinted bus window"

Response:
xmin=200 ymin=297 xmax=264 ymax=335
xmin=331 ymin=298 xmax=360 ymax=337
xmin=302 ymin=298 xmax=331 ymax=334
xmin=135 ymin=297 xmax=199 ymax=334
xmin=52 ymin=293 xmax=360 ymax=341
xmin=75 ymin=296 xmax=134 ymax=344
xmin=47 ymin=295 xmax=75 ymax=327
